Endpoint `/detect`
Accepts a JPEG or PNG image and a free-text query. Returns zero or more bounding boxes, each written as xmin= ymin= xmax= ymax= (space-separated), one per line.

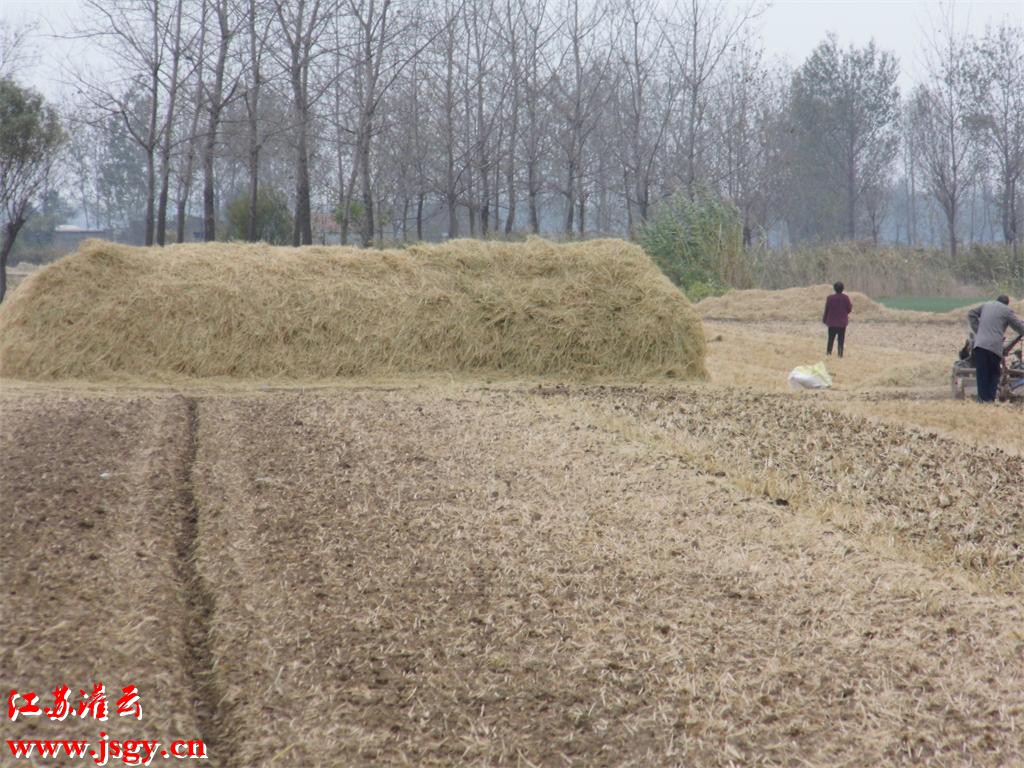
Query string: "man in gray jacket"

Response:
xmin=968 ymin=295 xmax=1024 ymax=402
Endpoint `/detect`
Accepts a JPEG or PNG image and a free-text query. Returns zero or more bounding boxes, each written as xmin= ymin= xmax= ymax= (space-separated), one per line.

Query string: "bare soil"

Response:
xmin=1 ymin=394 xmax=202 ymax=745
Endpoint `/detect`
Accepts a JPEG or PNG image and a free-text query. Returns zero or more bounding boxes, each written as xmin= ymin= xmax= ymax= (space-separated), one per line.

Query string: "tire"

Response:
xmin=950 ymin=364 xmax=966 ymax=400
xmin=998 ymin=372 xmax=1011 ymax=402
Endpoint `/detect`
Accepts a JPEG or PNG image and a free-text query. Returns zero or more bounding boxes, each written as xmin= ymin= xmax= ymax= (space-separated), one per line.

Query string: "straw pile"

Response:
xmin=939 ymin=297 xmax=1024 ymax=322
xmin=0 ymin=238 xmax=705 ymax=381
xmin=696 ymin=284 xmax=914 ymax=323
xmin=698 ymin=285 xmax=1024 ymax=324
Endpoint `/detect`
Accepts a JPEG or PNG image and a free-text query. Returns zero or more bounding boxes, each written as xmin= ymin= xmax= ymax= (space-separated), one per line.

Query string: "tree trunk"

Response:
xmin=339 ymin=165 xmax=358 ymax=245
xmin=156 ymin=151 xmax=173 ymax=245
xmin=143 ymin=34 xmax=159 ymax=247
xmin=175 ymin=197 xmax=188 ymax=244
xmin=144 ymin=148 xmax=157 ymax=246
xmin=294 ymin=116 xmax=313 ymax=245
xmin=203 ymin=144 xmax=217 ymax=241
xmin=948 ymin=199 xmax=958 ymax=261
xmin=564 ymin=154 xmax=576 ymax=235
xmin=416 ymin=193 xmax=424 ymax=241
xmin=156 ymin=0 xmax=185 ymax=246
xmin=504 ymin=120 xmax=518 ymax=235
xmin=359 ymin=129 xmax=374 ymax=246
xmin=448 ymin=194 xmax=458 ymax=239
xmin=247 ymin=145 xmax=260 ymax=241
xmin=528 ymin=159 xmax=539 ymax=234
xmin=847 ymin=150 xmax=857 ymax=240
xmin=480 ymin=176 xmax=490 ymax=236
xmin=0 ymin=218 xmax=26 ymax=304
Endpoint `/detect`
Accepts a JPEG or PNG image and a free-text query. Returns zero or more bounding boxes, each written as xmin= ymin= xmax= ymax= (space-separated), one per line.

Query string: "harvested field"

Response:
xmin=703 ymin=318 xmax=1024 ymax=452
xmin=0 ymin=238 xmax=704 ymax=381
xmin=696 ymin=285 xmax=1024 ymax=325
xmin=4 ymin=378 xmax=1024 ymax=766
xmin=1 ymin=395 xmax=204 ymax=746
xmin=4 ymin=277 xmax=1024 ymax=767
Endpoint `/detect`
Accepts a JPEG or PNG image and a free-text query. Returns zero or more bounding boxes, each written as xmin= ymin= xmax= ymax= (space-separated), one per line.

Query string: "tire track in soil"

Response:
xmin=174 ymin=395 xmax=233 ymax=768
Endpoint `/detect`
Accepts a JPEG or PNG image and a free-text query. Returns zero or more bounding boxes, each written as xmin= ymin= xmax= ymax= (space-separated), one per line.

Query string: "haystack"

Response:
xmin=696 ymin=284 xmax=910 ymax=323
xmin=939 ymin=297 xmax=1024 ymax=322
xmin=0 ymin=238 xmax=705 ymax=381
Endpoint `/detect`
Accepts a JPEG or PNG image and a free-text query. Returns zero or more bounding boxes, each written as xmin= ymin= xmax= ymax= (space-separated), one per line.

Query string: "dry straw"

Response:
xmin=0 ymin=238 xmax=706 ymax=381
xmin=697 ymin=284 xmax=929 ymax=323
xmin=697 ymin=284 xmax=1024 ymax=324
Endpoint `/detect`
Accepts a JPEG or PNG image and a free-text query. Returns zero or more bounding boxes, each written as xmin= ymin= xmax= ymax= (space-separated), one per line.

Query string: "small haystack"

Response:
xmin=0 ymin=238 xmax=705 ymax=381
xmin=696 ymin=284 xmax=911 ymax=323
xmin=939 ymin=297 xmax=1024 ymax=323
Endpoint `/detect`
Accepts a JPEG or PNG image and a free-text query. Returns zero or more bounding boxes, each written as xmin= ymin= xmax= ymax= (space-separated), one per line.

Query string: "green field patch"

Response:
xmin=877 ymin=296 xmax=988 ymax=313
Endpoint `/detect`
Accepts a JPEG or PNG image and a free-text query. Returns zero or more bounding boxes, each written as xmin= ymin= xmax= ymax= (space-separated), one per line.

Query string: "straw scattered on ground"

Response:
xmin=4 ymin=386 xmax=1024 ymax=767
xmin=1 ymin=394 xmax=204 ymax=748
xmin=0 ymin=238 xmax=705 ymax=382
xmin=5 ymin=275 xmax=1024 ymax=767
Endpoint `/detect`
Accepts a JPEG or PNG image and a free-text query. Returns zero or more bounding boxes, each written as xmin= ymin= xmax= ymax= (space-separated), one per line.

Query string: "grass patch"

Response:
xmin=877 ymin=296 xmax=988 ymax=313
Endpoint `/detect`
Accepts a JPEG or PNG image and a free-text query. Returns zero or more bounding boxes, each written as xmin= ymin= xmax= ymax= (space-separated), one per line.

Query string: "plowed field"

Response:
xmin=2 ymin=366 xmax=1024 ymax=768
xmin=3 ymin=317 xmax=1023 ymax=766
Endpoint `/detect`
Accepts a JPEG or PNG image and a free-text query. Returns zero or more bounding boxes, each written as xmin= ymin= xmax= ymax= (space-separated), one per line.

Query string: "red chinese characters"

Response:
xmin=76 ymin=684 xmax=108 ymax=721
xmin=44 ymin=685 xmax=72 ymax=722
xmin=7 ymin=684 xmax=142 ymax=722
xmin=115 ymin=685 xmax=142 ymax=720
xmin=7 ymin=690 xmax=42 ymax=721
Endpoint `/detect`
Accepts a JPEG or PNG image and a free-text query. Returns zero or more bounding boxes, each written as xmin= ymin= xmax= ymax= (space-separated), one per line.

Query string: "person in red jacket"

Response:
xmin=822 ymin=281 xmax=853 ymax=358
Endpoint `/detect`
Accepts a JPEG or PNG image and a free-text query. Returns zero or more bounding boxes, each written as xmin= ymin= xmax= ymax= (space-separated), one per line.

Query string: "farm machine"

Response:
xmin=951 ymin=333 xmax=1024 ymax=401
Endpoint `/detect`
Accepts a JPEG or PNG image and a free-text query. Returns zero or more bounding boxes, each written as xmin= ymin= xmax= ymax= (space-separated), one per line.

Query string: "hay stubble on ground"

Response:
xmin=4 ymin=384 xmax=1024 ymax=767
xmin=0 ymin=395 xmax=204 ymax=746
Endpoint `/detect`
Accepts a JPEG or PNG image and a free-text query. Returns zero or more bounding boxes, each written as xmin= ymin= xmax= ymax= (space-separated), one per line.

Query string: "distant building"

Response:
xmin=313 ymin=212 xmax=341 ymax=245
xmin=52 ymin=225 xmax=110 ymax=254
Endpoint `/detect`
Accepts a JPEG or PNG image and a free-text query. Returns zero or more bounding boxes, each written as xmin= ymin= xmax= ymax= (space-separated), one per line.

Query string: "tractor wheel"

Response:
xmin=997 ymin=375 xmax=1011 ymax=402
xmin=950 ymin=367 xmax=966 ymax=400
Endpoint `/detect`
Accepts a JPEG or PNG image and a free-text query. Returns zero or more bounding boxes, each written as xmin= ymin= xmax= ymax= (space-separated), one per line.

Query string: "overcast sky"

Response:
xmin=4 ymin=0 xmax=1023 ymax=98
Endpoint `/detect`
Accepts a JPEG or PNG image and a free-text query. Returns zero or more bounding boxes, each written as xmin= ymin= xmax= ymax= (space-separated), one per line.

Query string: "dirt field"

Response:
xmin=3 ymin=317 xmax=1024 ymax=767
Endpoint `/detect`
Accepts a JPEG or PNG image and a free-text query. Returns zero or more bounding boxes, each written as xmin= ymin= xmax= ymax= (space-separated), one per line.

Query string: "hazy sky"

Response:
xmin=4 ymin=0 xmax=1023 ymax=97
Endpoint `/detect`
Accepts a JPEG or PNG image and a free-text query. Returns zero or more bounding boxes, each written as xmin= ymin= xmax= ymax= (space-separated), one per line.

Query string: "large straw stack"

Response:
xmin=0 ymin=237 xmax=706 ymax=381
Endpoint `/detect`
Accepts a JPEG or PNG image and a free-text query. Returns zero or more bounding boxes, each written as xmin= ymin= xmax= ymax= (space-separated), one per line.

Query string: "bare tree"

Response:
xmin=970 ymin=20 xmax=1024 ymax=270
xmin=341 ymin=0 xmax=434 ymax=246
xmin=667 ymin=0 xmax=759 ymax=196
xmin=0 ymin=20 xmax=37 ymax=79
xmin=425 ymin=0 xmax=469 ymax=238
xmin=461 ymin=0 xmax=504 ymax=236
xmin=155 ymin=0 xmax=188 ymax=245
xmin=549 ymin=0 xmax=616 ymax=236
xmin=75 ymin=2 xmax=160 ymax=246
xmin=173 ymin=0 xmax=208 ymax=244
xmin=496 ymin=0 xmax=523 ymax=234
xmin=912 ymin=13 xmax=978 ymax=260
xmin=271 ymin=0 xmax=334 ymax=245
xmin=711 ymin=35 xmax=778 ymax=245
xmin=613 ymin=0 xmax=681 ymax=234
xmin=197 ymin=0 xmax=241 ymax=241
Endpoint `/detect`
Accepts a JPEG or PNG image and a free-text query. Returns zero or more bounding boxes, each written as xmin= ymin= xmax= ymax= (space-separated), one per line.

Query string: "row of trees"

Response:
xmin=8 ymin=1 xmax=1024 ymax=275
xmin=1 ymin=23 xmax=66 ymax=301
